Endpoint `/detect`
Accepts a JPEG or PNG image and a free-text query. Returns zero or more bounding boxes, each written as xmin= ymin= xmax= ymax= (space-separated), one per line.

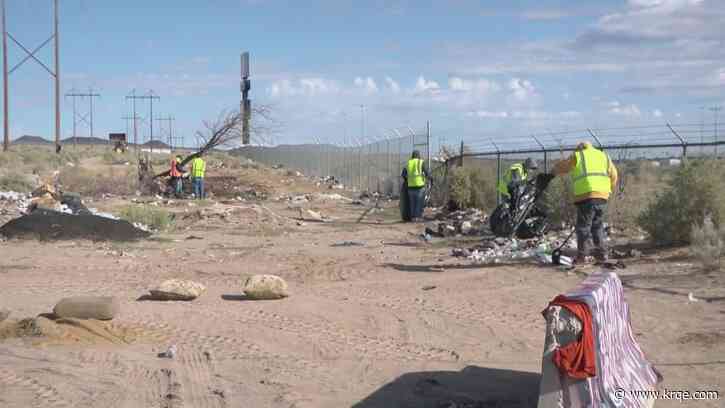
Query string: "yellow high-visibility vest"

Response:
xmin=191 ymin=157 xmax=206 ymax=178
xmin=572 ymin=147 xmax=611 ymax=196
xmin=497 ymin=163 xmax=528 ymax=196
xmin=407 ymin=159 xmax=425 ymax=188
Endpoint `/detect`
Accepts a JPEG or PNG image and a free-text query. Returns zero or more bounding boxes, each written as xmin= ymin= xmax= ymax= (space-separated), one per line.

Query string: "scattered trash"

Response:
xmin=185 ymin=235 xmax=204 ymax=240
xmin=331 ymin=241 xmax=364 ymax=247
xmin=158 ymin=344 xmax=178 ymax=359
xmin=422 ymin=285 xmax=437 ymax=291
xmin=612 ymin=248 xmax=643 ymax=259
xmin=688 ymin=292 xmax=700 ymax=303
xmin=0 ymin=209 xmax=151 ymax=242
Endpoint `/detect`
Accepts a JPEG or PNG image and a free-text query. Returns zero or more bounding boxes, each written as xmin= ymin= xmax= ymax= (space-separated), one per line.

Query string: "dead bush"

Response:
xmin=541 ymin=176 xmax=576 ymax=227
xmin=118 ymin=205 xmax=173 ymax=231
xmin=448 ymin=166 xmax=496 ymax=211
xmin=58 ymin=167 xmax=138 ymax=197
xmin=0 ymin=172 xmax=36 ymax=192
xmin=637 ymin=160 xmax=725 ymax=244
xmin=691 ymin=217 xmax=724 ymax=272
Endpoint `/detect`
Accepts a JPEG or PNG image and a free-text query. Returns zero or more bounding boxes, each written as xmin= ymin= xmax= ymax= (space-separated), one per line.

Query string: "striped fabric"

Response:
xmin=538 ymin=271 xmax=661 ymax=408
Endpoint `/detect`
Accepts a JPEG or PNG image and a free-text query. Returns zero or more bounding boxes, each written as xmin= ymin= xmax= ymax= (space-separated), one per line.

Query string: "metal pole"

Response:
xmin=496 ymin=153 xmax=501 ymax=205
xmin=426 ymin=120 xmax=431 ymax=172
xmin=149 ymin=92 xmax=154 ymax=153
xmin=72 ymin=93 xmax=76 ymax=148
xmin=132 ymin=90 xmax=137 ymax=154
xmin=2 ymin=0 xmax=8 ymax=152
xmin=54 ymin=0 xmax=60 ymax=153
xmin=89 ymin=88 xmax=94 ymax=139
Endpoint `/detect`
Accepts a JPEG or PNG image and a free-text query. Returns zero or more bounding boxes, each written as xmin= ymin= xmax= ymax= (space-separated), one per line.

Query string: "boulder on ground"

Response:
xmin=148 ymin=279 xmax=206 ymax=301
xmin=53 ymin=296 xmax=119 ymax=320
xmin=0 ymin=309 xmax=10 ymax=322
xmin=243 ymin=274 xmax=289 ymax=300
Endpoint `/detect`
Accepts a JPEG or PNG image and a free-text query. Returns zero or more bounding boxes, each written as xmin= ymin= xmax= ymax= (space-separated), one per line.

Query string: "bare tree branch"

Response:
xmin=152 ymin=104 xmax=281 ymax=179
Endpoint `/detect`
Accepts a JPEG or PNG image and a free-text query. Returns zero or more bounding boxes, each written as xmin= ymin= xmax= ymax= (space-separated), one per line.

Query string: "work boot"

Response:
xmin=574 ymin=255 xmax=594 ymax=265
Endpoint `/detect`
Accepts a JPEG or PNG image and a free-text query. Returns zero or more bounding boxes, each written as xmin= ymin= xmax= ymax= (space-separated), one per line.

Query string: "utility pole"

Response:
xmin=65 ymin=88 xmax=100 ymax=147
xmin=710 ymin=106 xmax=722 ymax=156
xmin=155 ymin=116 xmax=175 ymax=150
xmin=240 ymin=51 xmax=251 ymax=145
xmin=126 ymin=90 xmax=160 ymax=152
xmin=2 ymin=0 xmax=61 ymax=152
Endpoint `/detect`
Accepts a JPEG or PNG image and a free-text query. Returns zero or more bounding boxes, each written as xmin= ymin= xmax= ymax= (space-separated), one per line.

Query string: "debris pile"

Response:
xmin=1 ymin=184 xmax=151 ymax=241
xmin=425 ymin=208 xmax=489 ymax=237
xmin=450 ymin=230 xmax=578 ymax=266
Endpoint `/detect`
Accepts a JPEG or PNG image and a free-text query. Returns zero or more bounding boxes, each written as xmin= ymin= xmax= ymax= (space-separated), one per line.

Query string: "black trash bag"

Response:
xmin=490 ymin=173 xmax=555 ymax=239
xmin=399 ymin=181 xmax=411 ymax=222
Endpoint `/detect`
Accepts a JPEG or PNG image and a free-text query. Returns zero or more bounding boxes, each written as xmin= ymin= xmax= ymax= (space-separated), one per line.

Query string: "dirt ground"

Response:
xmin=1 ymin=194 xmax=724 ymax=408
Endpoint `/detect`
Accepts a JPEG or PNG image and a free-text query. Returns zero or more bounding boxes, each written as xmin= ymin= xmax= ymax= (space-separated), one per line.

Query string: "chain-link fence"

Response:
xmin=444 ymin=122 xmax=724 ymax=206
xmin=237 ymin=123 xmax=434 ymax=196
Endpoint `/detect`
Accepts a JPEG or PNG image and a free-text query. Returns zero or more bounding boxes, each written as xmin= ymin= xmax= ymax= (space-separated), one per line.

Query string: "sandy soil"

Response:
xmin=0 ymin=198 xmax=724 ymax=408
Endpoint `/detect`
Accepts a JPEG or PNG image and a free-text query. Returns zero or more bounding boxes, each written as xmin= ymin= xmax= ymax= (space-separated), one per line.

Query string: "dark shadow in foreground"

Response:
xmin=352 ymin=365 xmax=540 ymax=408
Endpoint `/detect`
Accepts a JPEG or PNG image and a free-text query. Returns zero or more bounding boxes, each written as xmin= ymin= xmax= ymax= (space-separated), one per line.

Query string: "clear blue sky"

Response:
xmin=2 ymin=0 xmax=724 ymax=148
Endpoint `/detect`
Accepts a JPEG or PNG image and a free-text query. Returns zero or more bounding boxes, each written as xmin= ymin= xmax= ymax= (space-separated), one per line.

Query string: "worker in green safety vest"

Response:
xmin=191 ymin=154 xmax=207 ymax=200
xmin=553 ymin=141 xmax=618 ymax=264
xmin=497 ymin=158 xmax=539 ymax=203
xmin=401 ymin=150 xmax=429 ymax=222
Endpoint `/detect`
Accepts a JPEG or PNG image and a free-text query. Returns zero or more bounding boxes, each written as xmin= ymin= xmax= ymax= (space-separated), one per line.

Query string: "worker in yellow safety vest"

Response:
xmin=401 ymin=150 xmax=429 ymax=222
xmin=553 ymin=141 xmax=618 ymax=264
xmin=191 ymin=154 xmax=207 ymax=200
xmin=497 ymin=158 xmax=538 ymax=202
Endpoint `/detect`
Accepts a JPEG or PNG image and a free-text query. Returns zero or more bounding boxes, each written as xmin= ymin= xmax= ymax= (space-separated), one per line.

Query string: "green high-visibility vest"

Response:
xmin=572 ymin=147 xmax=611 ymax=196
xmin=191 ymin=157 xmax=206 ymax=178
xmin=497 ymin=163 xmax=528 ymax=196
xmin=407 ymin=158 xmax=425 ymax=188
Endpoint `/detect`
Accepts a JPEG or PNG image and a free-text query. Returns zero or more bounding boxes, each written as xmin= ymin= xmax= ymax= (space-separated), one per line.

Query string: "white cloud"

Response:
xmin=414 ymin=76 xmax=441 ymax=94
xmin=385 ymin=76 xmax=401 ymax=93
xmin=269 ymin=78 xmax=340 ymax=98
xmin=448 ymin=76 xmax=500 ymax=94
xmin=607 ymin=100 xmax=642 ymax=116
xmin=653 ymin=109 xmax=663 ymax=117
xmin=508 ymin=78 xmax=537 ymax=102
xmin=354 ymin=76 xmax=379 ymax=94
xmin=470 ymin=110 xmax=509 ymax=118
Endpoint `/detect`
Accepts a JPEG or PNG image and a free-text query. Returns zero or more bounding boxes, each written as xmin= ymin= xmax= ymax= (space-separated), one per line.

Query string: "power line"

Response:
xmin=2 ymin=0 xmax=61 ymax=152
xmin=126 ymin=90 xmax=160 ymax=153
xmin=65 ymin=88 xmax=100 ymax=148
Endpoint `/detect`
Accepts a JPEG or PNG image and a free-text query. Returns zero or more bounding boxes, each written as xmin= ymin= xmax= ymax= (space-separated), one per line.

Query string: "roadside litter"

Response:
xmin=158 ymin=344 xmax=178 ymax=359
xmin=331 ymin=241 xmax=365 ymax=247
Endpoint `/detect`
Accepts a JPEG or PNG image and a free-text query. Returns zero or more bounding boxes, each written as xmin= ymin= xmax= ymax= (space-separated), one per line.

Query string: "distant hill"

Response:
xmin=142 ymin=140 xmax=171 ymax=149
xmin=12 ymin=135 xmax=52 ymax=145
xmin=60 ymin=136 xmax=109 ymax=145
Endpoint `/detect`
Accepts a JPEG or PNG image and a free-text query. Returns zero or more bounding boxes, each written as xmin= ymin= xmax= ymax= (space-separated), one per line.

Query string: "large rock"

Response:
xmin=243 ymin=274 xmax=289 ymax=300
xmin=148 ymin=279 xmax=206 ymax=301
xmin=53 ymin=296 xmax=119 ymax=320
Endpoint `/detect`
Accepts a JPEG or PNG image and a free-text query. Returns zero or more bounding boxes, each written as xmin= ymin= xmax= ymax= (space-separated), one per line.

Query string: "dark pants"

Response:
xmin=193 ymin=177 xmax=205 ymax=199
xmin=408 ymin=187 xmax=425 ymax=219
xmin=575 ymin=198 xmax=607 ymax=258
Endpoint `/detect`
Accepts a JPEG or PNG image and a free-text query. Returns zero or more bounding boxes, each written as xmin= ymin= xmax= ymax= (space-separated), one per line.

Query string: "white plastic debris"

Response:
xmin=687 ymin=292 xmax=700 ymax=303
xmin=158 ymin=344 xmax=177 ymax=358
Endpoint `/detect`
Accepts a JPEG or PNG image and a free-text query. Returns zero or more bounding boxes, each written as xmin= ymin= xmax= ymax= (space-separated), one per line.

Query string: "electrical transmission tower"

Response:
xmin=65 ymin=88 xmax=100 ymax=148
xmin=155 ymin=116 xmax=176 ymax=150
xmin=125 ymin=90 xmax=160 ymax=152
xmin=2 ymin=0 xmax=61 ymax=152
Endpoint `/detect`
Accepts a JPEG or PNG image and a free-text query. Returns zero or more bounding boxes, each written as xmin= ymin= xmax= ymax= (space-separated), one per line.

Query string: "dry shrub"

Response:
xmin=448 ymin=166 xmax=497 ymax=211
xmin=118 ymin=205 xmax=173 ymax=231
xmin=0 ymin=172 xmax=36 ymax=192
xmin=542 ymin=176 xmax=576 ymax=227
xmin=637 ymin=160 xmax=725 ymax=244
xmin=607 ymin=161 xmax=666 ymax=231
xmin=691 ymin=217 xmax=724 ymax=271
xmin=59 ymin=167 xmax=138 ymax=197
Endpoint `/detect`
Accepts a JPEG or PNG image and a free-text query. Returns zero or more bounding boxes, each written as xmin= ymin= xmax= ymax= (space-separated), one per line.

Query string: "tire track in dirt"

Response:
xmin=121 ymin=317 xmax=339 ymax=393
xmin=0 ymin=367 xmax=72 ymax=407
xmin=178 ymin=350 xmax=227 ymax=408
xmin=195 ymin=306 xmax=461 ymax=363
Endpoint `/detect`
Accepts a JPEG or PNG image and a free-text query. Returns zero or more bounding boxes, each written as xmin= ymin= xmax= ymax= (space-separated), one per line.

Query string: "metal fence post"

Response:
xmin=667 ymin=123 xmax=687 ymax=159
xmin=496 ymin=152 xmax=501 ymax=205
